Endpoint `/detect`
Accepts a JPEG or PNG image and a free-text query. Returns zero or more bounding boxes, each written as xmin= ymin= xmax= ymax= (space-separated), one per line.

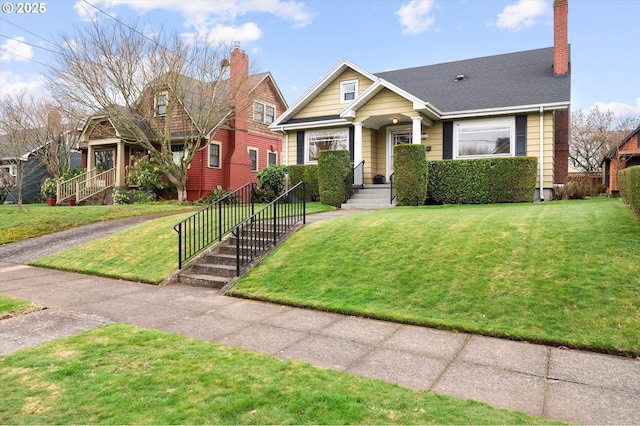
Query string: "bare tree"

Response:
xmin=47 ymin=17 xmax=248 ymax=201
xmin=570 ymin=106 xmax=640 ymax=172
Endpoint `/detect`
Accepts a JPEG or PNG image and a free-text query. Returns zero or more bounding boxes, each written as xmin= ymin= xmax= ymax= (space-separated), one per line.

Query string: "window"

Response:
xmin=209 ymin=142 xmax=221 ymax=168
xmin=248 ymin=148 xmax=258 ymax=171
xmin=306 ymin=128 xmax=349 ymax=163
xmin=265 ymin=105 xmax=275 ymax=124
xmin=253 ymin=102 xmax=264 ymax=122
xmin=253 ymin=102 xmax=276 ymax=124
xmin=171 ymin=144 xmax=188 ymax=165
xmin=268 ymin=151 xmax=277 ymax=166
xmin=156 ymin=92 xmax=168 ymax=116
xmin=340 ymin=79 xmax=358 ymax=103
xmin=94 ymin=149 xmax=114 ymax=171
xmin=454 ymin=118 xmax=515 ymax=158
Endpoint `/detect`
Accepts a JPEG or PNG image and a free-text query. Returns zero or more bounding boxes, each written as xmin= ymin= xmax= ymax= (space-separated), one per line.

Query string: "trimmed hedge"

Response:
xmin=427 ymin=157 xmax=538 ymax=204
xmin=287 ymin=164 xmax=319 ymax=201
xmin=394 ymin=144 xmax=427 ymax=206
xmin=619 ymin=165 xmax=640 ymax=217
xmin=317 ymin=150 xmax=351 ymax=207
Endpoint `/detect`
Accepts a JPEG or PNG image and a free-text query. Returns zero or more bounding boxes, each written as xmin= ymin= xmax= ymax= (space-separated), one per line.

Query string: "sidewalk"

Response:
xmin=1 ymin=261 xmax=638 ymax=424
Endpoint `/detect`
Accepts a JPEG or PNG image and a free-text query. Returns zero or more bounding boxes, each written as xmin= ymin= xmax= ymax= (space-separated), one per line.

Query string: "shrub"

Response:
xmin=619 ymin=165 xmax=640 ymax=217
xmin=40 ymin=178 xmax=58 ymax=198
xmin=112 ymin=188 xmax=131 ymax=205
xmin=317 ymin=150 xmax=351 ymax=207
xmin=61 ymin=167 xmax=86 ymax=181
xmin=288 ymin=165 xmax=319 ymax=201
xmin=427 ymin=157 xmax=537 ymax=204
xmin=196 ymin=186 xmax=234 ymax=205
xmin=394 ymin=144 xmax=427 ymax=206
xmin=256 ymin=165 xmax=287 ymax=201
xmin=131 ymin=189 xmax=157 ymax=204
xmin=127 ymin=158 xmax=168 ymax=194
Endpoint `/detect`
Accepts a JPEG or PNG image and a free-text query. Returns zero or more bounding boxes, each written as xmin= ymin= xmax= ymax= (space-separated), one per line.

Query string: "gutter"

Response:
xmin=539 ymin=106 xmax=545 ymax=201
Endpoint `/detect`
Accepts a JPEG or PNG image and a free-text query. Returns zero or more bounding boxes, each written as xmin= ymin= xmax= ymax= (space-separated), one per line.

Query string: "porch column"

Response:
xmin=412 ymin=116 xmax=422 ymax=144
xmin=115 ymin=140 xmax=126 ymax=187
xmin=353 ymin=122 xmax=363 ymax=165
xmin=87 ymin=145 xmax=95 ymax=174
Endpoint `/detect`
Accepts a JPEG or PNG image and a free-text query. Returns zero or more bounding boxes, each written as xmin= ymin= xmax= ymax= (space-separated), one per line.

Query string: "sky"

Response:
xmin=0 ymin=0 xmax=639 ymax=120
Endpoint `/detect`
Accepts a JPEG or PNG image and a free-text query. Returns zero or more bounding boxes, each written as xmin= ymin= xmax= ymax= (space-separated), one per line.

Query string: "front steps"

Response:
xmin=341 ymin=184 xmax=394 ymax=210
xmin=175 ymin=224 xmax=289 ymax=289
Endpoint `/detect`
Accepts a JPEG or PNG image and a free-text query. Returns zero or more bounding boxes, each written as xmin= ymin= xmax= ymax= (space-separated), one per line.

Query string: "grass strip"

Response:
xmin=0 ymin=203 xmax=200 ymax=244
xmin=0 ymin=323 xmax=555 ymax=425
xmin=0 ymin=295 xmax=39 ymax=319
xmin=230 ymin=198 xmax=640 ymax=356
xmin=28 ymin=203 xmax=334 ymax=284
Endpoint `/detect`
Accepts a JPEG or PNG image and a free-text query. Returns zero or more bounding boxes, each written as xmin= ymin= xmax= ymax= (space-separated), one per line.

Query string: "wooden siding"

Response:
xmin=526 ymin=111 xmax=555 ymax=189
xmin=295 ymin=69 xmax=374 ymax=119
xmin=247 ymin=77 xmax=288 ymax=135
xmin=356 ymin=88 xmax=416 ymax=119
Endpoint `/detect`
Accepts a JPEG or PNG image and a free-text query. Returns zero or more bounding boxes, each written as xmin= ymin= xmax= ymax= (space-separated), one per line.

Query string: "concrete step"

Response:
xmin=200 ymin=252 xmax=236 ymax=266
xmin=191 ymin=263 xmax=236 ymax=278
xmin=178 ymin=273 xmax=229 ymax=289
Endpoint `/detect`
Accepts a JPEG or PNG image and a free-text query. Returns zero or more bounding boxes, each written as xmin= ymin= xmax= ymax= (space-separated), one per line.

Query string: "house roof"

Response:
xmin=272 ymin=46 xmax=571 ymax=129
xmin=602 ymin=126 xmax=640 ymax=162
xmin=375 ymin=47 xmax=570 ymax=114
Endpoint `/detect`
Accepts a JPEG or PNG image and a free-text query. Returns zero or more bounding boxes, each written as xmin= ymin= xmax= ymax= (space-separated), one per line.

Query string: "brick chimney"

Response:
xmin=224 ymin=46 xmax=254 ymax=189
xmin=553 ymin=0 xmax=569 ymax=75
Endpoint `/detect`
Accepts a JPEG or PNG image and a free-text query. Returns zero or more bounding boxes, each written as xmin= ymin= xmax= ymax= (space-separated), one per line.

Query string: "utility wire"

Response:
xmin=0 ymin=46 xmax=50 ymax=68
xmin=0 ymin=34 xmax=58 ymax=55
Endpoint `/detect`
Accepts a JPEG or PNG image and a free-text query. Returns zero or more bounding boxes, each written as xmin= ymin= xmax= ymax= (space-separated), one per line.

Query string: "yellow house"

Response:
xmin=271 ymin=0 xmax=571 ymax=202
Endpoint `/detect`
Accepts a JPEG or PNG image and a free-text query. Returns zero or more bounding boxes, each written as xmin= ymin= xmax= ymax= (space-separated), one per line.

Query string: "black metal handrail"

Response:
xmin=174 ymin=183 xmax=256 ymax=269
xmin=344 ymin=160 xmax=365 ymax=202
xmin=390 ymin=172 xmax=396 ymax=204
xmin=232 ymin=181 xmax=307 ymax=276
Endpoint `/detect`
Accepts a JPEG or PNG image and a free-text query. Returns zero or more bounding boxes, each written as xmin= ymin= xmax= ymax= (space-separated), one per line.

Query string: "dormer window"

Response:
xmin=156 ymin=92 xmax=168 ymax=116
xmin=253 ymin=101 xmax=276 ymax=124
xmin=340 ymin=79 xmax=358 ymax=103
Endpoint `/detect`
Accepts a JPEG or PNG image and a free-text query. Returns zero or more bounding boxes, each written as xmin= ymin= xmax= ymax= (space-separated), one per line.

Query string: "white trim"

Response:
xmin=539 ymin=107 xmax=545 ymax=201
xmin=340 ymin=79 xmax=358 ymax=104
xmin=267 ymin=150 xmax=278 ymax=166
xmin=353 ymin=122 xmax=363 ymax=166
xmin=270 ymin=59 xmax=379 ymax=128
xmin=453 ymin=117 xmax=516 ymax=159
xmin=440 ymin=102 xmax=570 ymax=120
xmin=275 ymin=118 xmax=352 ymax=132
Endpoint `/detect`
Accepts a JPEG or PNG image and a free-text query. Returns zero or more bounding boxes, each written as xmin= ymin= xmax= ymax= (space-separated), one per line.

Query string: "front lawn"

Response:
xmin=0 ymin=323 xmax=552 ymax=425
xmin=29 ymin=202 xmax=335 ymax=284
xmin=0 ymin=203 xmax=201 ymax=244
xmin=230 ymin=198 xmax=640 ymax=356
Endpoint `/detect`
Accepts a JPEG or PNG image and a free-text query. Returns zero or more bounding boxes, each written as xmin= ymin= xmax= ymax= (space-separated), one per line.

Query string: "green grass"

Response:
xmin=0 ymin=323 xmax=555 ymax=425
xmin=29 ymin=203 xmax=335 ymax=284
xmin=0 ymin=295 xmax=38 ymax=318
xmin=0 ymin=203 xmax=201 ymax=244
xmin=229 ymin=198 xmax=640 ymax=356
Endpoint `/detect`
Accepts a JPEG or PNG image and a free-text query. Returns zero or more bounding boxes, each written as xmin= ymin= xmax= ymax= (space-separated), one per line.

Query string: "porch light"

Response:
xmin=392 ymin=117 xmax=398 ymax=125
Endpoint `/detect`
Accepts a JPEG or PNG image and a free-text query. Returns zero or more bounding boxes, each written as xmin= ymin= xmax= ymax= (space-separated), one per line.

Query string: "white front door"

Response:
xmin=386 ymin=127 xmax=413 ymax=180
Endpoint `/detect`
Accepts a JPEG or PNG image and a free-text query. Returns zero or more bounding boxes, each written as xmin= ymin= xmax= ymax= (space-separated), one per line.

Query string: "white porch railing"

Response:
xmin=57 ymin=168 xmax=116 ymax=203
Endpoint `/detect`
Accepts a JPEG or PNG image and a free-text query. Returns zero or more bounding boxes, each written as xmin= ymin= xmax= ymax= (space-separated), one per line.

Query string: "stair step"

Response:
xmin=178 ymin=273 xmax=229 ymax=289
xmin=191 ymin=263 xmax=236 ymax=277
xmin=200 ymin=253 xmax=236 ymax=266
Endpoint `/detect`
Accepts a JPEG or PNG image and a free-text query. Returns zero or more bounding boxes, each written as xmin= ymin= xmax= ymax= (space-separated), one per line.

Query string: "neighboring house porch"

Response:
xmin=602 ymin=126 xmax=640 ymax=194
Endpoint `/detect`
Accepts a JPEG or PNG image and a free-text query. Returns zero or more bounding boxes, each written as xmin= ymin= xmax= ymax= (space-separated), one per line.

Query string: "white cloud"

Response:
xmin=593 ymin=98 xmax=640 ymax=120
xmin=496 ymin=0 xmax=548 ymax=31
xmin=396 ymin=0 xmax=436 ymax=35
xmin=0 ymin=37 xmax=34 ymax=62
xmin=0 ymin=72 xmax=46 ymax=101
xmin=189 ymin=22 xmax=263 ymax=45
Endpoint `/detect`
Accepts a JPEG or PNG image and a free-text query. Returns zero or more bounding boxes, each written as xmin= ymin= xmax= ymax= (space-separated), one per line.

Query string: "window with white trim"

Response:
xmin=454 ymin=117 xmax=515 ymax=158
xmin=340 ymin=80 xmax=358 ymax=103
xmin=306 ymin=128 xmax=349 ymax=164
xmin=156 ymin=92 xmax=168 ymax=116
xmin=248 ymin=147 xmax=258 ymax=171
xmin=268 ymin=151 xmax=277 ymax=166
xmin=253 ymin=101 xmax=276 ymax=124
xmin=209 ymin=142 xmax=221 ymax=168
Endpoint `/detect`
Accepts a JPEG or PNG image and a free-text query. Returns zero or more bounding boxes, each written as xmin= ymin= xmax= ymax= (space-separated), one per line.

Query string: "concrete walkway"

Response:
xmin=1 ymin=211 xmax=639 ymax=424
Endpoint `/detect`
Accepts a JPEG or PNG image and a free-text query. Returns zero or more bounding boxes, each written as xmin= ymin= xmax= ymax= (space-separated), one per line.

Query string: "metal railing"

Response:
xmin=174 ymin=183 xmax=256 ymax=269
xmin=232 ymin=182 xmax=307 ymax=276
xmin=344 ymin=160 xmax=365 ymax=203
xmin=390 ymin=172 xmax=396 ymax=204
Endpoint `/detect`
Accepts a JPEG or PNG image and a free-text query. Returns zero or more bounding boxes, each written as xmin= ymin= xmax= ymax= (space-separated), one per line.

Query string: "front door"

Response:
xmin=386 ymin=127 xmax=412 ymax=181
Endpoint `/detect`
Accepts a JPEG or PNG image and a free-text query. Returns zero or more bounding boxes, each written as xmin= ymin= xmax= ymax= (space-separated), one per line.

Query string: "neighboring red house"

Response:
xmin=76 ymin=47 xmax=287 ymax=202
xmin=602 ymin=126 xmax=640 ymax=194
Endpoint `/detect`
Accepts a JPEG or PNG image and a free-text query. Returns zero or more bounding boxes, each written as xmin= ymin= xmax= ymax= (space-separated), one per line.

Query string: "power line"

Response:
xmin=0 ymin=16 xmax=59 ymax=48
xmin=0 ymin=34 xmax=58 ymax=55
xmin=0 ymin=46 xmax=50 ymax=68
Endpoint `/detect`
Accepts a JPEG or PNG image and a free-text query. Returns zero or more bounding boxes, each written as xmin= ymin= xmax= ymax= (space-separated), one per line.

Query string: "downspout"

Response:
xmin=539 ymin=106 xmax=545 ymax=201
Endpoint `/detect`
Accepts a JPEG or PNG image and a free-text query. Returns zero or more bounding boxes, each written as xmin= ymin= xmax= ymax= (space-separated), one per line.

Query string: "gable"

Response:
xmin=293 ymin=68 xmax=375 ymax=120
